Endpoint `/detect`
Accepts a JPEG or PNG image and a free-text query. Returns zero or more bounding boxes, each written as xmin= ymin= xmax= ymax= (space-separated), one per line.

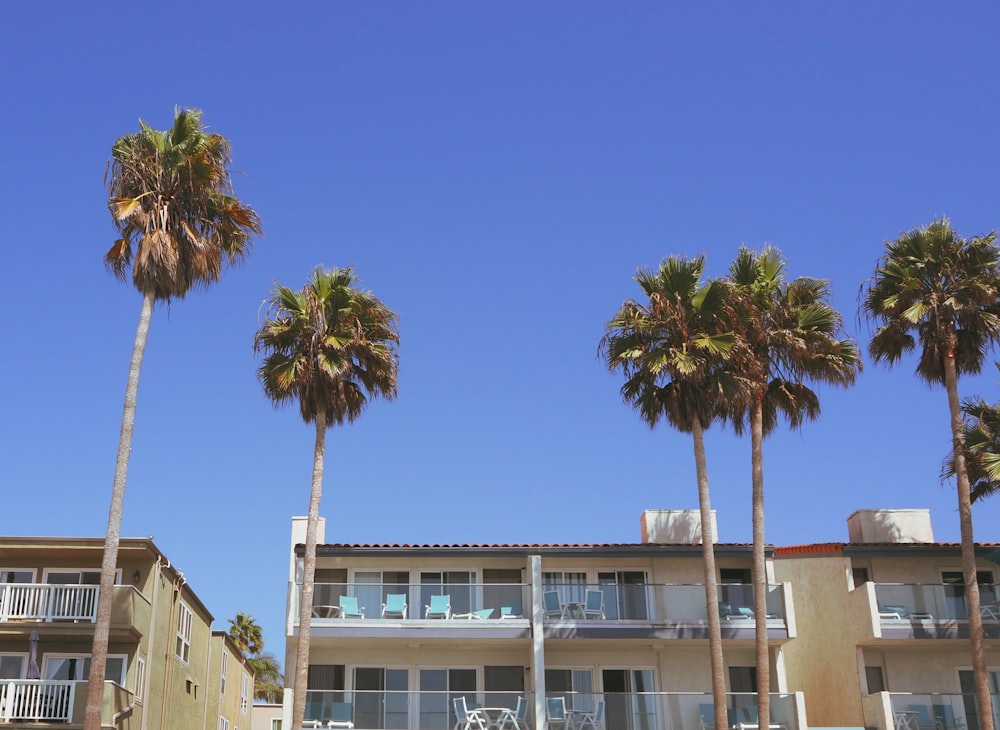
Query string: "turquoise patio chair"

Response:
xmin=547 ymin=697 xmax=569 ymax=730
xmin=454 ymin=696 xmax=488 ymax=730
xmin=382 ymin=593 xmax=407 ymax=619
xmin=583 ymin=589 xmax=606 ymax=619
xmin=577 ymin=699 xmax=605 ymax=730
xmin=933 ymin=704 xmax=965 ymax=730
xmin=329 ymin=702 xmax=354 ymax=729
xmin=425 ymin=594 xmax=452 ymax=619
xmin=497 ymin=696 xmax=529 ymax=730
xmin=500 ymin=604 xmax=522 ymax=619
xmin=338 ymin=595 xmax=364 ymax=619
xmin=543 ymin=591 xmax=564 ymax=619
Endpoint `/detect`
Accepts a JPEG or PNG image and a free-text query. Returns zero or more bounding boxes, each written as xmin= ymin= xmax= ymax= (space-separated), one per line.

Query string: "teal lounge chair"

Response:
xmin=329 ymin=702 xmax=354 ymax=729
xmin=500 ymin=605 xmax=522 ymax=619
xmin=382 ymin=593 xmax=407 ymax=619
xmin=425 ymin=594 xmax=451 ymax=619
xmin=339 ymin=595 xmax=364 ymax=619
xmin=547 ymin=697 xmax=569 ymax=730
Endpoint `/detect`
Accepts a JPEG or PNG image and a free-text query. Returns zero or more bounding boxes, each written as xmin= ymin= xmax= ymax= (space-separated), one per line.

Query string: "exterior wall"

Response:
xmin=0 ymin=538 xmax=231 ymax=730
xmin=774 ymin=552 xmax=866 ymax=727
xmin=206 ymin=633 xmax=254 ymax=730
xmin=856 ymin=554 xmax=999 ymax=584
xmin=250 ymin=704 xmax=282 ymax=730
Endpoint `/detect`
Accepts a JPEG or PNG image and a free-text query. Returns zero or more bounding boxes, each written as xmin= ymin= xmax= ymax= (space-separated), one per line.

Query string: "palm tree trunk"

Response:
xmin=943 ymin=352 xmax=993 ymax=730
xmin=692 ymin=415 xmax=728 ymax=730
xmin=84 ymin=290 xmax=154 ymax=730
xmin=750 ymin=400 xmax=770 ymax=726
xmin=291 ymin=412 xmax=327 ymax=730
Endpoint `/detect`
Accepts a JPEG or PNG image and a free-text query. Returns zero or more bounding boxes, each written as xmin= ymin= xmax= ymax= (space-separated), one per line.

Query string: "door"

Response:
xmin=418 ymin=668 xmax=476 ymax=729
xmin=354 ymin=668 xmax=408 ymax=729
xmin=602 ymin=669 xmax=656 ymax=730
xmin=598 ymin=572 xmax=648 ymax=620
xmin=421 ymin=572 xmax=473 ymax=616
xmin=958 ymin=670 xmax=1000 ymax=730
xmin=943 ymin=572 xmax=995 ymax=620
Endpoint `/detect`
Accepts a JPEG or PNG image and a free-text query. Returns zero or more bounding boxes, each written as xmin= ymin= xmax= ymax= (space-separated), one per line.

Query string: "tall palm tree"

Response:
xmin=228 ymin=611 xmax=265 ymax=656
xmin=254 ymin=266 xmax=399 ymax=730
xmin=956 ymin=393 xmax=1000 ymax=502
xmin=863 ymin=218 xmax=1000 ymax=730
xmin=87 ymin=108 xmax=260 ymax=730
xmin=249 ymin=651 xmax=284 ymax=704
xmin=726 ymin=247 xmax=861 ymax=723
xmin=601 ymin=256 xmax=744 ymax=730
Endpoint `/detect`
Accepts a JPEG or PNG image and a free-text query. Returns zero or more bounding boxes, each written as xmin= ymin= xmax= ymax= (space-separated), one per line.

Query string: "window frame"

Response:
xmin=176 ymin=602 xmax=193 ymax=664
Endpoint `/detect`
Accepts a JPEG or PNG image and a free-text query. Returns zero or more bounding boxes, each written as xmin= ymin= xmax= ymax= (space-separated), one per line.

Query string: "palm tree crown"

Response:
xmin=727 ymin=246 xmax=861 ymax=434
xmin=863 ymin=218 xmax=1000 ymax=383
xmin=105 ymin=106 xmax=262 ymax=300
xmin=228 ymin=612 xmax=264 ymax=657
xmin=600 ymin=255 xmax=742 ymax=431
xmin=255 ymin=266 xmax=399 ymax=425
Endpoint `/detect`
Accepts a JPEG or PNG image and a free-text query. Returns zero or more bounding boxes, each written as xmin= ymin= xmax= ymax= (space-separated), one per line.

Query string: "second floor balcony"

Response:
xmin=295 ymin=581 xmax=793 ymax=641
xmin=855 ymin=583 xmax=1000 ymax=640
xmin=0 ymin=584 xmax=150 ymax=637
xmin=862 ymin=692 xmax=995 ymax=730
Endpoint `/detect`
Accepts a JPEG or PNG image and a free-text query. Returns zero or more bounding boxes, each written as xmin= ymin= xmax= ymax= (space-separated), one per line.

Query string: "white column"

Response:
xmin=531 ymin=554 xmax=547 ymax=730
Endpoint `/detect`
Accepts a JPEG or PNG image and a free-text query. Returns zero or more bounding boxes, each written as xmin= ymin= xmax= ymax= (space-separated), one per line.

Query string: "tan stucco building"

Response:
xmin=0 ymin=536 xmax=253 ymax=730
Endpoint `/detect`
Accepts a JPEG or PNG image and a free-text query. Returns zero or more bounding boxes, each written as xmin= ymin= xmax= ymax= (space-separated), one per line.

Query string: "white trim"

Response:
xmin=176 ymin=602 xmax=193 ymax=664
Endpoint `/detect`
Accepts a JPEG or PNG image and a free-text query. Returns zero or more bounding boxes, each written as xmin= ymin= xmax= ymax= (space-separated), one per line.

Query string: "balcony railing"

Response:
xmin=297 ymin=582 xmax=788 ymax=624
xmin=0 ymin=680 xmax=75 ymax=723
xmin=0 ymin=584 xmax=99 ymax=622
xmin=300 ymin=689 xmax=804 ymax=730
xmin=872 ymin=584 xmax=1000 ymax=622
xmin=301 ymin=583 xmax=532 ymax=621
xmin=862 ymin=692 xmax=996 ymax=730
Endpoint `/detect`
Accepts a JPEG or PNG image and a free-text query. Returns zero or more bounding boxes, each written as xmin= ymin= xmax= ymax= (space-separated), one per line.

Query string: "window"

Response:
xmin=354 ymin=668 xmax=408 ymax=729
xmin=134 ymin=655 xmax=146 ymax=701
xmin=419 ymin=667 xmax=476 ymax=728
xmin=353 ymin=571 xmax=409 ymax=619
xmin=0 ymin=654 xmax=26 ymax=679
xmin=420 ymin=572 xmax=473 ymax=616
xmin=0 ymin=569 xmax=35 ymax=583
xmin=865 ymin=666 xmax=885 ymax=693
xmin=176 ymin=603 xmax=193 ymax=663
xmin=219 ymin=716 xmax=230 ymax=730
xmin=543 ymin=572 xmax=587 ymax=604
xmin=240 ymin=671 xmax=250 ymax=714
xmin=44 ymin=654 xmax=126 ymax=684
xmin=271 ymin=720 xmax=282 ymax=730
xmin=598 ymin=571 xmax=649 ymax=620
xmin=220 ymin=651 xmax=228 ymax=694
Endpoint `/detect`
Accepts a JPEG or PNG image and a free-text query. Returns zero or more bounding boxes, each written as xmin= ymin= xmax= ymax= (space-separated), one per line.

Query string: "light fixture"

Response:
xmin=133 ymin=570 xmax=141 ymax=584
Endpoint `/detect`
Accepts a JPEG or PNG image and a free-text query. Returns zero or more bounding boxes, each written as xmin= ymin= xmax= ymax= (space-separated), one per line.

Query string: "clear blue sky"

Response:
xmin=3 ymin=2 xmax=1000 ymax=666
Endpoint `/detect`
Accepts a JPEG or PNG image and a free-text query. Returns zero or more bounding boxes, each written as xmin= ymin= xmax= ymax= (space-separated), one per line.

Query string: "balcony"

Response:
xmin=295 ymin=582 xmax=793 ymax=642
xmin=862 ymin=692 xmax=995 ymax=730
xmin=855 ymin=584 xmax=1000 ymax=640
xmin=299 ymin=690 xmax=806 ymax=730
xmin=0 ymin=679 xmax=134 ymax=727
xmin=542 ymin=583 xmax=792 ymax=641
xmin=0 ymin=584 xmax=151 ymax=642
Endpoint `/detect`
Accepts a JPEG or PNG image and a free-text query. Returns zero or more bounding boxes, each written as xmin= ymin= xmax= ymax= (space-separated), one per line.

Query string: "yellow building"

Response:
xmin=776 ymin=509 xmax=1000 ymax=730
xmin=0 ymin=536 xmax=252 ymax=730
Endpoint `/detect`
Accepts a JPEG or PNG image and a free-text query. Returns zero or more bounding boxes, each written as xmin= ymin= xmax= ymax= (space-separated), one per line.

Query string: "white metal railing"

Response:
xmin=0 ymin=584 xmax=99 ymax=622
xmin=0 ymin=680 xmax=75 ymax=723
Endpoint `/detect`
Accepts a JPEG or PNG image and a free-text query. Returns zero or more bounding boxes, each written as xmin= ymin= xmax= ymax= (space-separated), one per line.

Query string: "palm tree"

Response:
xmin=726 ymin=247 xmax=861 ymax=723
xmin=601 ymin=255 xmax=744 ymax=730
xmin=249 ymin=651 xmax=284 ymax=704
xmin=863 ymin=218 xmax=1000 ymax=730
xmin=956 ymin=393 xmax=1000 ymax=502
xmin=87 ymin=108 xmax=261 ymax=730
xmin=228 ymin=612 xmax=265 ymax=656
xmin=254 ymin=266 xmax=399 ymax=730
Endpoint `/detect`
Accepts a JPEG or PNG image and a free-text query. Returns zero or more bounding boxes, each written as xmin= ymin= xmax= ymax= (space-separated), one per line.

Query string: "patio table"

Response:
xmin=475 ymin=707 xmax=516 ymax=729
